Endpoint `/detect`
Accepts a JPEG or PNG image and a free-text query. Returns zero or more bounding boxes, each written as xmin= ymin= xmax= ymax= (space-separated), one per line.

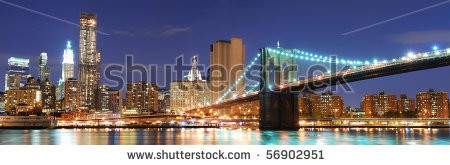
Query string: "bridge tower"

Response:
xmin=259 ymin=47 xmax=299 ymax=130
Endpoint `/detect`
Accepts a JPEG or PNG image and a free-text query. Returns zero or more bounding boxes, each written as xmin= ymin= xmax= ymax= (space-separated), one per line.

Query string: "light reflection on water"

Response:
xmin=0 ymin=128 xmax=449 ymax=145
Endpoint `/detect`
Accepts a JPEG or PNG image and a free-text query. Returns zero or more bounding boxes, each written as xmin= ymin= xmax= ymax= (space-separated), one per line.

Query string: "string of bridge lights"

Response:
xmin=215 ymin=53 xmax=261 ymax=104
xmin=266 ymin=46 xmax=450 ymax=67
xmin=214 ymin=45 xmax=449 ymax=104
xmin=267 ymin=47 xmax=375 ymax=66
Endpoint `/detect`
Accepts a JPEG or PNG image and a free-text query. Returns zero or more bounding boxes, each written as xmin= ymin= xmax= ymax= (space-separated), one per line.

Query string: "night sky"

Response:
xmin=1 ymin=0 xmax=450 ymax=107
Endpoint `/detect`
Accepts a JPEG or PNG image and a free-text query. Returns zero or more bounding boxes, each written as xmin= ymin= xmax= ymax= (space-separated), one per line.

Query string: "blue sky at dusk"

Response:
xmin=1 ymin=0 xmax=450 ymax=107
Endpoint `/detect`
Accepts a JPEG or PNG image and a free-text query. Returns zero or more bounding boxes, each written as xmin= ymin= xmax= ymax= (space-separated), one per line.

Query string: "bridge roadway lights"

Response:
xmin=259 ymin=90 xmax=299 ymax=130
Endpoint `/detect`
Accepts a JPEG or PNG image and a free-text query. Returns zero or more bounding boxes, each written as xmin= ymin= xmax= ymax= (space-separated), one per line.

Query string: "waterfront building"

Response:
xmin=78 ymin=12 xmax=101 ymax=111
xmin=60 ymin=111 xmax=87 ymax=120
xmin=5 ymin=88 xmax=42 ymax=114
xmin=298 ymin=91 xmax=344 ymax=118
xmin=209 ymin=38 xmax=245 ymax=104
xmin=125 ymin=81 xmax=158 ymax=115
xmin=170 ymin=56 xmax=210 ymax=113
xmin=95 ymin=85 xmax=122 ymax=114
xmin=37 ymin=52 xmax=51 ymax=82
xmin=361 ymin=91 xmax=397 ymax=117
xmin=64 ymin=78 xmax=80 ymax=112
xmin=41 ymin=79 xmax=56 ymax=113
xmin=396 ymin=94 xmax=415 ymax=112
xmin=5 ymin=57 xmax=31 ymax=91
xmin=416 ymin=89 xmax=449 ymax=118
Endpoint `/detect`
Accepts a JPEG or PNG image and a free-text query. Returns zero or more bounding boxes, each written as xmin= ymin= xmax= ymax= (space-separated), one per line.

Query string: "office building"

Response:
xmin=124 ymin=81 xmax=158 ymax=115
xmin=57 ymin=41 xmax=76 ymax=100
xmin=170 ymin=56 xmax=210 ymax=113
xmin=0 ymin=92 xmax=5 ymax=112
xmin=5 ymin=57 xmax=30 ymax=91
xmin=37 ymin=52 xmax=51 ymax=82
xmin=416 ymin=89 xmax=449 ymax=118
xmin=64 ymin=78 xmax=80 ymax=112
xmin=5 ymin=78 xmax=42 ymax=114
xmin=209 ymin=37 xmax=245 ymax=104
xmin=41 ymin=79 xmax=56 ymax=113
xmin=78 ymin=12 xmax=101 ymax=110
xmin=95 ymin=85 xmax=122 ymax=114
xmin=62 ymin=41 xmax=75 ymax=80
xmin=158 ymin=88 xmax=171 ymax=113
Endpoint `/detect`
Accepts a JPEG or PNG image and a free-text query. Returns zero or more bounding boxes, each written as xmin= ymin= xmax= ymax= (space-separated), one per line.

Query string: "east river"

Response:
xmin=1 ymin=127 xmax=450 ymax=145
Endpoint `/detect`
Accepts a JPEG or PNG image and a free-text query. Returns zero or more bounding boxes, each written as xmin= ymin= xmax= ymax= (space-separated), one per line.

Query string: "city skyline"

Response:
xmin=1 ymin=0 xmax=450 ymax=108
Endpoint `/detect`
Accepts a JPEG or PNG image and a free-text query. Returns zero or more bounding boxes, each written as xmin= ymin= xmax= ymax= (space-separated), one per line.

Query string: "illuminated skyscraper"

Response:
xmin=64 ymin=78 xmax=80 ymax=112
xmin=57 ymin=41 xmax=75 ymax=100
xmin=62 ymin=41 xmax=75 ymax=81
xmin=38 ymin=52 xmax=50 ymax=82
xmin=95 ymin=85 xmax=122 ymax=114
xmin=5 ymin=57 xmax=31 ymax=91
xmin=78 ymin=13 xmax=101 ymax=111
xmin=209 ymin=38 xmax=246 ymax=104
xmin=41 ymin=79 xmax=56 ymax=113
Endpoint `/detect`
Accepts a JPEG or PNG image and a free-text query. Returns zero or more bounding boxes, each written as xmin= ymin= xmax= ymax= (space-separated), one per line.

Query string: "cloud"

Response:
xmin=111 ymin=29 xmax=135 ymax=36
xmin=389 ymin=30 xmax=450 ymax=44
xmin=161 ymin=26 xmax=192 ymax=36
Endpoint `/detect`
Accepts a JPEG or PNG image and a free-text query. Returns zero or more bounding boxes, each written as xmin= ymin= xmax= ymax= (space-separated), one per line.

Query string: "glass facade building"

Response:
xmin=5 ymin=57 xmax=31 ymax=91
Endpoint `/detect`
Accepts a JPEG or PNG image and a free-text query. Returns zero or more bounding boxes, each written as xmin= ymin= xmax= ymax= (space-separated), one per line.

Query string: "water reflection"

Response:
xmin=0 ymin=128 xmax=449 ymax=145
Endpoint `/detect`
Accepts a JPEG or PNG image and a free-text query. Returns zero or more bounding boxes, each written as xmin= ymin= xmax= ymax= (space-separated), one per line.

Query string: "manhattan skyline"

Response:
xmin=1 ymin=0 xmax=450 ymax=108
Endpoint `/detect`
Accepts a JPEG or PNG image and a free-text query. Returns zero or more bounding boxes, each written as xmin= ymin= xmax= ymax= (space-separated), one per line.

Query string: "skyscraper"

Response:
xmin=5 ymin=57 xmax=31 ymax=91
xmin=209 ymin=37 xmax=246 ymax=104
xmin=56 ymin=41 xmax=75 ymax=100
xmin=95 ymin=85 xmax=122 ymax=114
xmin=64 ymin=78 xmax=80 ymax=112
xmin=78 ymin=13 xmax=101 ymax=111
xmin=41 ymin=79 xmax=56 ymax=113
xmin=37 ymin=52 xmax=50 ymax=82
xmin=62 ymin=41 xmax=75 ymax=81
xmin=124 ymin=81 xmax=158 ymax=115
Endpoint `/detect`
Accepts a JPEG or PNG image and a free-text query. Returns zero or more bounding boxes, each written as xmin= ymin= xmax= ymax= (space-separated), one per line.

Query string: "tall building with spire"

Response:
xmin=62 ymin=41 xmax=75 ymax=81
xmin=56 ymin=41 xmax=75 ymax=100
xmin=38 ymin=52 xmax=50 ymax=82
xmin=78 ymin=12 xmax=101 ymax=111
xmin=170 ymin=56 xmax=210 ymax=113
